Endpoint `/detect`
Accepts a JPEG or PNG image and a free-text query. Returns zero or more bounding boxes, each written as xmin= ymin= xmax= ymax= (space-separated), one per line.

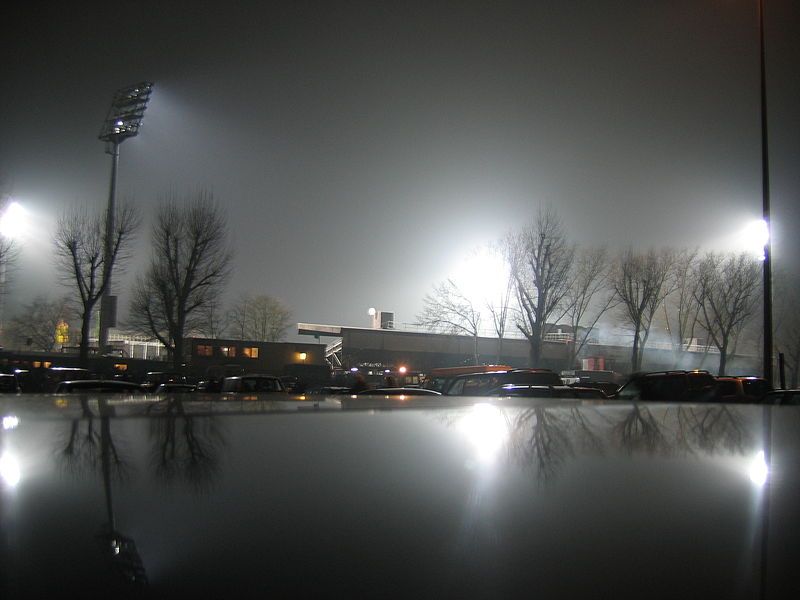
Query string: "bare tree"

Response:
xmin=195 ymin=295 xmax=228 ymax=339
xmin=0 ymin=233 xmax=17 ymax=334
xmin=486 ymin=275 xmax=515 ymax=364
xmin=561 ymin=246 xmax=616 ymax=369
xmin=227 ymin=292 xmax=292 ymax=342
xmin=416 ymin=278 xmax=481 ymax=364
xmin=0 ymin=191 xmax=21 ymax=337
xmin=663 ymin=248 xmax=703 ymax=368
xmin=509 ymin=207 xmax=575 ymax=367
xmin=6 ymin=294 xmax=74 ymax=351
xmin=695 ymin=252 xmax=761 ymax=375
xmin=612 ymin=247 xmax=676 ymax=373
xmin=54 ymin=203 xmax=139 ymax=365
xmin=128 ymin=191 xmax=232 ymax=370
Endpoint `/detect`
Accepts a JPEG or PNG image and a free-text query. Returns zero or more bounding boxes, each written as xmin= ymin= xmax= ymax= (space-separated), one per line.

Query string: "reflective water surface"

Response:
xmin=1 ymin=396 xmax=798 ymax=598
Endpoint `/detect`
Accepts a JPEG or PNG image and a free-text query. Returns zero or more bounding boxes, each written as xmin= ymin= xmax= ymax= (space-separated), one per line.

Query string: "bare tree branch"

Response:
xmin=694 ymin=252 xmax=761 ymax=375
xmin=127 ymin=190 xmax=232 ymax=370
xmin=416 ymin=279 xmax=482 ymax=364
xmin=54 ymin=202 xmax=139 ymax=365
xmin=508 ymin=206 xmax=575 ymax=367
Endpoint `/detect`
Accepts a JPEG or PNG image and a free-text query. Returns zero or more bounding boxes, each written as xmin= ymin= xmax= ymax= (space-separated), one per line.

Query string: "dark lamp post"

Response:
xmin=757 ymin=1 xmax=773 ymax=385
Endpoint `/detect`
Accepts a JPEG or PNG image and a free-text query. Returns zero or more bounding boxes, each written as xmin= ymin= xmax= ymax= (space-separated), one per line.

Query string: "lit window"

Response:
xmin=242 ymin=347 xmax=259 ymax=359
xmin=221 ymin=346 xmax=236 ymax=358
xmin=114 ymin=364 xmax=128 ymax=371
xmin=197 ymin=345 xmax=213 ymax=357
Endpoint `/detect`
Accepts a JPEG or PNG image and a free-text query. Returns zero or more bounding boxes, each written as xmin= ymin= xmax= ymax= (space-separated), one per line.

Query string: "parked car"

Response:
xmin=559 ymin=369 xmax=624 ymax=386
xmin=569 ymin=381 xmax=620 ymax=397
xmin=713 ymin=376 xmax=771 ymax=403
xmin=153 ymin=383 xmax=197 ymax=394
xmin=0 ymin=373 xmax=21 ymax=393
xmin=196 ymin=379 xmax=223 ymax=392
xmin=443 ymin=369 xmax=564 ymax=396
xmin=41 ymin=366 xmax=93 ymax=392
xmin=141 ymin=372 xmax=188 ymax=392
xmin=613 ymin=370 xmax=717 ymax=402
xmin=54 ymin=380 xmax=146 ymax=393
xmin=220 ymin=375 xmax=286 ymax=393
xmin=356 ymin=387 xmax=442 ymax=396
xmin=494 ymin=384 xmax=607 ymax=399
xmin=422 ymin=364 xmax=513 ymax=393
xmin=761 ymin=389 xmax=800 ymax=405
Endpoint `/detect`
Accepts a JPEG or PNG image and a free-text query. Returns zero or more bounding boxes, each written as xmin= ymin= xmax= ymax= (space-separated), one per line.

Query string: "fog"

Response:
xmin=2 ymin=1 xmax=798 ymax=333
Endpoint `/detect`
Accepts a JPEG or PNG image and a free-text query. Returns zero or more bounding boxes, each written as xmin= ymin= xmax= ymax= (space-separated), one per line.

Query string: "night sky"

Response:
xmin=2 ymin=1 xmax=798 ymax=335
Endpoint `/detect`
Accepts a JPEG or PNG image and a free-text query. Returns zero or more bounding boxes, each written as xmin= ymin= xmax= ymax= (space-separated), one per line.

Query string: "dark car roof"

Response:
xmin=495 ymin=384 xmax=607 ymax=399
xmin=54 ymin=379 xmax=145 ymax=393
xmin=615 ymin=370 xmax=717 ymax=401
xmin=2 ymin=395 xmax=797 ymax=597
xmin=357 ymin=387 xmax=442 ymax=396
xmin=762 ymin=389 xmax=800 ymax=405
xmin=444 ymin=369 xmax=564 ymax=395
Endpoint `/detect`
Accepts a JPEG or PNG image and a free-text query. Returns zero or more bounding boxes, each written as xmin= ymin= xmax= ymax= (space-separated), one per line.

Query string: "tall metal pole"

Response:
xmin=97 ymin=81 xmax=152 ymax=355
xmin=758 ymin=0 xmax=774 ymax=386
xmin=98 ymin=141 xmax=120 ymax=353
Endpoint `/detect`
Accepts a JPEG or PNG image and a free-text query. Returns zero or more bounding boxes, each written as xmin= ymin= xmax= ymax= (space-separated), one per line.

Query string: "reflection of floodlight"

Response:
xmin=749 ymin=450 xmax=768 ymax=487
xmin=368 ymin=307 xmax=376 ymax=316
xmin=459 ymin=404 xmax=507 ymax=466
xmin=1 ymin=452 xmax=21 ymax=488
xmin=98 ymin=82 xmax=153 ymax=353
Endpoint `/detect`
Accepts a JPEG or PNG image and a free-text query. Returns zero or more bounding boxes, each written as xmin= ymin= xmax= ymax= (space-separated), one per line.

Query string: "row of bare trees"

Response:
xmin=32 ymin=189 xmax=291 ymax=370
xmin=418 ymin=207 xmax=769 ymax=376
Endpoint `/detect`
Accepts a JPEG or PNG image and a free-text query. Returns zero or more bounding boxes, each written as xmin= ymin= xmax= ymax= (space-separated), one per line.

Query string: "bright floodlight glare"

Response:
xmin=0 ymin=201 xmax=27 ymax=239
xmin=368 ymin=307 xmax=376 ymax=316
xmin=739 ymin=219 xmax=769 ymax=260
xmin=451 ymin=245 xmax=509 ymax=305
xmin=459 ymin=403 xmax=508 ymax=466
xmin=99 ymin=81 xmax=153 ymax=142
xmin=749 ymin=450 xmax=768 ymax=487
xmin=1 ymin=452 xmax=21 ymax=488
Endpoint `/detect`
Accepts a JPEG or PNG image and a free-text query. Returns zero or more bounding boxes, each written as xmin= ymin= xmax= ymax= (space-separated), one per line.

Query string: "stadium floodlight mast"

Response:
xmin=97 ymin=81 xmax=153 ymax=353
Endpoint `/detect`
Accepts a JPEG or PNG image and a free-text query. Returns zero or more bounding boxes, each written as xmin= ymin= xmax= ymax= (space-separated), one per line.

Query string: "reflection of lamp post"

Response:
xmin=97 ymin=82 xmax=153 ymax=353
xmin=757 ymin=0 xmax=773 ymax=384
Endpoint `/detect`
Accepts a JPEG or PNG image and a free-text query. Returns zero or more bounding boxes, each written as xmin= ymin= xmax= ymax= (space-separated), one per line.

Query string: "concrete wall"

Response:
xmin=337 ymin=328 xmax=760 ymax=377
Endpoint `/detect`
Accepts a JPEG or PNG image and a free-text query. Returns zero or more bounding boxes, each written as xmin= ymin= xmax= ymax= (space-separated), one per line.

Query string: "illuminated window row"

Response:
xmin=195 ymin=344 xmax=258 ymax=359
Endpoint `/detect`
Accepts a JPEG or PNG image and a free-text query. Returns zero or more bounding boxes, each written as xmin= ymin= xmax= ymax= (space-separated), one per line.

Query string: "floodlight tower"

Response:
xmin=97 ymin=81 xmax=152 ymax=353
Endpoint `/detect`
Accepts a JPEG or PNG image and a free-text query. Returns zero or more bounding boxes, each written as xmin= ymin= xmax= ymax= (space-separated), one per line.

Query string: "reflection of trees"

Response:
xmin=675 ymin=405 xmax=750 ymax=455
xmin=568 ymin=407 xmax=605 ymax=455
xmin=613 ymin=404 xmax=669 ymax=456
xmin=444 ymin=402 xmax=755 ymax=484
xmin=58 ymin=398 xmax=131 ymax=483
xmin=507 ymin=408 xmax=574 ymax=482
xmin=148 ymin=398 xmax=226 ymax=492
